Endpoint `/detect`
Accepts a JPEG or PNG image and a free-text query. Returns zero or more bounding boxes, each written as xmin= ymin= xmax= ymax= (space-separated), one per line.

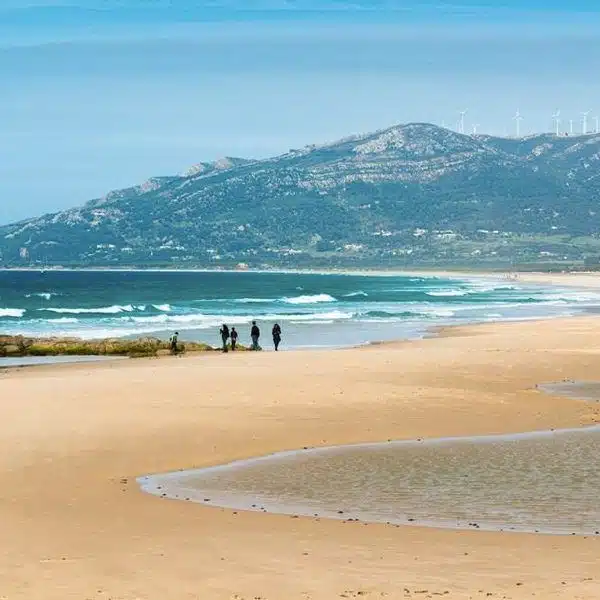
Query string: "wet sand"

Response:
xmin=538 ymin=380 xmax=600 ymax=402
xmin=402 ymin=268 xmax=600 ymax=290
xmin=0 ymin=355 xmax=125 ymax=369
xmin=1 ymin=316 xmax=600 ymax=599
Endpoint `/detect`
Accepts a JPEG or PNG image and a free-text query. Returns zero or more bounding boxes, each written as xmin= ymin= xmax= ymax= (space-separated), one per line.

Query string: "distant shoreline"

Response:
xmin=0 ymin=264 xmax=550 ymax=278
xmin=0 ymin=265 xmax=497 ymax=274
xmin=5 ymin=265 xmax=600 ymax=289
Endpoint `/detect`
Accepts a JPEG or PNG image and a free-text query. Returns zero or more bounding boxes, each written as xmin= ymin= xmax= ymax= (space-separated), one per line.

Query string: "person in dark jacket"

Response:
xmin=272 ymin=323 xmax=282 ymax=351
xmin=230 ymin=327 xmax=238 ymax=351
xmin=250 ymin=321 xmax=260 ymax=350
xmin=220 ymin=323 xmax=230 ymax=353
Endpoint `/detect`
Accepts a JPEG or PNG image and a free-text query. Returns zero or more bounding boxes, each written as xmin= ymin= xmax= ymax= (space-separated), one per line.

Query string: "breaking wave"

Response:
xmin=25 ymin=292 xmax=60 ymax=300
xmin=4 ymin=271 xmax=597 ymax=347
xmin=236 ymin=298 xmax=276 ymax=304
xmin=42 ymin=304 xmax=145 ymax=315
xmin=426 ymin=290 xmax=469 ymax=297
xmin=343 ymin=291 xmax=369 ymax=298
xmin=48 ymin=317 xmax=80 ymax=324
xmin=152 ymin=304 xmax=172 ymax=312
xmin=282 ymin=294 xmax=337 ymax=304
xmin=127 ymin=310 xmax=353 ymax=327
xmin=0 ymin=308 xmax=25 ymax=318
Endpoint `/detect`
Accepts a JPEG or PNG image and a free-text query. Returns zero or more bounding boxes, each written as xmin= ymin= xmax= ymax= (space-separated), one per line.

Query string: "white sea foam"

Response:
xmin=283 ymin=294 xmax=337 ymax=304
xmin=47 ymin=317 xmax=80 ymax=324
xmin=0 ymin=308 xmax=25 ymax=318
xmin=357 ymin=318 xmax=405 ymax=323
xmin=152 ymin=304 xmax=172 ymax=312
xmin=32 ymin=310 xmax=354 ymax=340
xmin=42 ymin=327 xmax=148 ymax=340
xmin=128 ymin=310 xmax=353 ymax=328
xmin=290 ymin=319 xmax=336 ymax=325
xmin=419 ymin=308 xmax=456 ymax=318
xmin=25 ymin=292 xmax=59 ymax=300
xmin=343 ymin=291 xmax=369 ymax=298
xmin=541 ymin=291 xmax=600 ymax=303
xmin=43 ymin=305 xmax=137 ymax=315
xmin=271 ymin=310 xmax=351 ymax=321
xmin=130 ymin=313 xmax=248 ymax=327
xmin=426 ymin=290 xmax=468 ymax=297
xmin=465 ymin=281 xmax=519 ymax=293
xmin=237 ymin=298 xmax=275 ymax=304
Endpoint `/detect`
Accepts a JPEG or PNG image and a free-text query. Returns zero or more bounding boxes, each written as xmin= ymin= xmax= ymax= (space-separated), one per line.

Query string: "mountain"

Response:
xmin=3 ymin=122 xmax=600 ymax=269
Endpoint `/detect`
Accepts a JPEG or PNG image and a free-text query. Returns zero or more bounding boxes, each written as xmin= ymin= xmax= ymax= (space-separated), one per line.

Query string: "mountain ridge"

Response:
xmin=2 ymin=122 xmax=600 ymax=268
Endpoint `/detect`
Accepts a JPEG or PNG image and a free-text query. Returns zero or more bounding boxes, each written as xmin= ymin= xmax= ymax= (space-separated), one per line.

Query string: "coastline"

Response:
xmin=1 ymin=263 xmax=597 ymax=279
xmin=7 ymin=263 xmax=600 ymax=293
xmin=3 ymin=267 xmax=599 ymax=359
xmin=1 ymin=315 xmax=600 ymax=599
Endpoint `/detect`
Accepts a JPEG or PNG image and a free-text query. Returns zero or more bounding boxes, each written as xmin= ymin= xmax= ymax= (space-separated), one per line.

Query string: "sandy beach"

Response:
xmin=403 ymin=268 xmax=600 ymax=290
xmin=1 ymin=314 xmax=600 ymax=599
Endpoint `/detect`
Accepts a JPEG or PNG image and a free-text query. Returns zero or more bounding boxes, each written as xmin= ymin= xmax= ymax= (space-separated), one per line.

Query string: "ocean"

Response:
xmin=0 ymin=269 xmax=598 ymax=350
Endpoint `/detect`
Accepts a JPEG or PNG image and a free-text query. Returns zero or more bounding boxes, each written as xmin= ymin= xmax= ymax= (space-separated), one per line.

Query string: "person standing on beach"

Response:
xmin=169 ymin=331 xmax=179 ymax=355
xmin=220 ymin=324 xmax=230 ymax=353
xmin=250 ymin=321 xmax=260 ymax=350
xmin=230 ymin=327 xmax=238 ymax=351
xmin=272 ymin=323 xmax=282 ymax=351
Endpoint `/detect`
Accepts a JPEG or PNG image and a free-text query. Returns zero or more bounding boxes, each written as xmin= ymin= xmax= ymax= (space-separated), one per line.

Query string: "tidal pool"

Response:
xmin=538 ymin=380 xmax=600 ymax=403
xmin=0 ymin=355 xmax=126 ymax=368
xmin=139 ymin=424 xmax=600 ymax=536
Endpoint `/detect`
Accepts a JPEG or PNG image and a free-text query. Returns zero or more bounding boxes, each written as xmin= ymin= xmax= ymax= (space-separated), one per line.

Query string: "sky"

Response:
xmin=2 ymin=1 xmax=600 ymax=223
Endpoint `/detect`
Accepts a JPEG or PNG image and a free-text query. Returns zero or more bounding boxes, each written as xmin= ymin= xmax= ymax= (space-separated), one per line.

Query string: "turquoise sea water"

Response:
xmin=1 ymin=270 xmax=598 ymax=349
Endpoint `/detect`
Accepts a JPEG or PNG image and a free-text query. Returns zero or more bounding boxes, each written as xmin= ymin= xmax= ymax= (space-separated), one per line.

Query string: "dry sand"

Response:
xmin=403 ymin=268 xmax=600 ymax=290
xmin=1 ymin=316 xmax=600 ymax=600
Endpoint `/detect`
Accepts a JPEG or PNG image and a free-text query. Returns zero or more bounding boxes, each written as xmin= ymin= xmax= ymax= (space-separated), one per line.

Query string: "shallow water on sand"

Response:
xmin=139 ymin=425 xmax=600 ymax=536
xmin=0 ymin=355 xmax=125 ymax=368
xmin=538 ymin=381 xmax=600 ymax=402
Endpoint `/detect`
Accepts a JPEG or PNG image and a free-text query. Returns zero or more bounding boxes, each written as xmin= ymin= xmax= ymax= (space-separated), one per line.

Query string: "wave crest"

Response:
xmin=42 ymin=305 xmax=138 ymax=315
xmin=0 ymin=308 xmax=25 ymax=318
xmin=152 ymin=304 xmax=172 ymax=312
xmin=426 ymin=290 xmax=468 ymax=297
xmin=282 ymin=294 xmax=337 ymax=304
xmin=25 ymin=292 xmax=60 ymax=300
xmin=48 ymin=317 xmax=80 ymax=324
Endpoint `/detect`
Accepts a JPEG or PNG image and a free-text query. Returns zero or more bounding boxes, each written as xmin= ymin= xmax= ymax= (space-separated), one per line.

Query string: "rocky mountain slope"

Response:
xmin=2 ymin=122 xmax=600 ymax=268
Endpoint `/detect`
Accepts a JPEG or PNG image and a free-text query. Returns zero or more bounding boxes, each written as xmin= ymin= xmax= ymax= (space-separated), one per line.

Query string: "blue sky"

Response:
xmin=2 ymin=1 xmax=600 ymax=223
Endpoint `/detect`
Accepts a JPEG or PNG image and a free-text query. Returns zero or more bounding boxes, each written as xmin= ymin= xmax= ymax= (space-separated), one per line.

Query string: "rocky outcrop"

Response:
xmin=0 ymin=335 xmax=227 ymax=358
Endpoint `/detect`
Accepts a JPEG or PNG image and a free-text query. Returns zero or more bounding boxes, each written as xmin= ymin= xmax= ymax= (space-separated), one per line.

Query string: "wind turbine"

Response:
xmin=569 ymin=119 xmax=574 ymax=135
xmin=459 ymin=109 xmax=467 ymax=134
xmin=595 ymin=116 xmax=600 ymax=134
xmin=582 ymin=111 xmax=590 ymax=135
xmin=513 ymin=109 xmax=523 ymax=138
xmin=472 ymin=123 xmax=480 ymax=135
xmin=552 ymin=110 xmax=561 ymax=136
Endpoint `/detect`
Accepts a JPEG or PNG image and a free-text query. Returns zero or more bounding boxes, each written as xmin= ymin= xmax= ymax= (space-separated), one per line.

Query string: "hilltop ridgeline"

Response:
xmin=2 ymin=123 xmax=600 ymax=268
